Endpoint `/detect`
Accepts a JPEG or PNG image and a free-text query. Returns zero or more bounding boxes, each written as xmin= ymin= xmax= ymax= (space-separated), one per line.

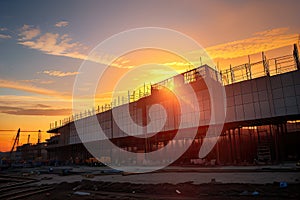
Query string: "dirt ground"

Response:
xmin=1 ymin=165 xmax=300 ymax=199
xmin=22 ymin=180 xmax=300 ymax=200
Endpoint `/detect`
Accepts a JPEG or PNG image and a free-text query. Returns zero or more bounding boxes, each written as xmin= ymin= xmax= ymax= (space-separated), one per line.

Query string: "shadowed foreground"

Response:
xmin=21 ymin=180 xmax=300 ymax=200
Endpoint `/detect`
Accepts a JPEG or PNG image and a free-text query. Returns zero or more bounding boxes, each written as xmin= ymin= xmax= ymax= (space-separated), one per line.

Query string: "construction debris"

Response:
xmin=73 ymin=191 xmax=91 ymax=196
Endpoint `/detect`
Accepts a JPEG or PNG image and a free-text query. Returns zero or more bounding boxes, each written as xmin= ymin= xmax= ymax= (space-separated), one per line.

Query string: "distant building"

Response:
xmin=16 ymin=143 xmax=47 ymax=163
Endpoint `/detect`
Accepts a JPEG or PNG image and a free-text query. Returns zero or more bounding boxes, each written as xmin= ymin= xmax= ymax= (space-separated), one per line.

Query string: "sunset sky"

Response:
xmin=0 ymin=0 xmax=299 ymax=151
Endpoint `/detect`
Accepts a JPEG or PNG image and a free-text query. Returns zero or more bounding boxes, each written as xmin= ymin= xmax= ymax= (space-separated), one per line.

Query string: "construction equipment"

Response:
xmin=6 ymin=129 xmax=43 ymax=159
xmin=9 ymin=128 xmax=20 ymax=157
xmin=27 ymin=134 xmax=30 ymax=144
xmin=38 ymin=130 xmax=41 ymax=144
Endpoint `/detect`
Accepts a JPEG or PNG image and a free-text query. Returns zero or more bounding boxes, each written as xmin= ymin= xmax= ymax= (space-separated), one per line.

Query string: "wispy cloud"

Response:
xmin=162 ymin=61 xmax=194 ymax=72
xmin=55 ymin=21 xmax=69 ymax=27
xmin=19 ymin=25 xmax=41 ymax=41
xmin=0 ymin=27 xmax=8 ymax=31
xmin=41 ymin=70 xmax=79 ymax=77
xmin=18 ymin=32 xmax=85 ymax=59
xmin=203 ymin=27 xmax=298 ymax=59
xmin=20 ymin=79 xmax=54 ymax=85
xmin=35 ymin=104 xmax=51 ymax=108
xmin=0 ymin=105 xmax=71 ymax=116
xmin=0 ymin=95 xmax=51 ymax=103
xmin=0 ymin=34 xmax=11 ymax=39
xmin=0 ymin=95 xmax=72 ymax=116
xmin=0 ymin=79 xmax=70 ymax=99
xmin=0 ymin=96 xmax=72 ymax=109
xmin=17 ymin=25 xmax=130 ymax=68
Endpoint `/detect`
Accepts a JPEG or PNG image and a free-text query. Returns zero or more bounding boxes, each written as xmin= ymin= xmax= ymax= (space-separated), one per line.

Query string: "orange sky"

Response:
xmin=0 ymin=1 xmax=300 ymax=152
xmin=1 ymin=41 xmax=298 ymax=152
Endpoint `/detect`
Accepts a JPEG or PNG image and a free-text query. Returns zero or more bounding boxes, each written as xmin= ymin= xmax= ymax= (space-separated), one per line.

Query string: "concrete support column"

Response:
xmin=232 ymin=128 xmax=237 ymax=164
xmin=215 ymin=136 xmax=220 ymax=165
xmin=228 ymin=129 xmax=233 ymax=164
xmin=238 ymin=127 xmax=242 ymax=162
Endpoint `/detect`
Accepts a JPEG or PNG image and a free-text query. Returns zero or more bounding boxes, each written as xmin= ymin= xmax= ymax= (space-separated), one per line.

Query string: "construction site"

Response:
xmin=0 ymin=44 xmax=300 ymax=199
xmin=45 ymin=44 xmax=300 ymax=167
xmin=1 ymin=44 xmax=299 ymax=166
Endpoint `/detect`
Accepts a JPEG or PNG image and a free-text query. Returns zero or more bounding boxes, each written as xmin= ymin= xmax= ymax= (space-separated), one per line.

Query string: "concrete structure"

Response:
xmin=47 ymin=45 xmax=300 ymax=166
xmin=16 ymin=143 xmax=48 ymax=163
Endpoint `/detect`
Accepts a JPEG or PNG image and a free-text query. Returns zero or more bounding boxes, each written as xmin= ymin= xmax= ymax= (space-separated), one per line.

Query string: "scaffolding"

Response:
xmin=49 ymin=44 xmax=300 ymax=131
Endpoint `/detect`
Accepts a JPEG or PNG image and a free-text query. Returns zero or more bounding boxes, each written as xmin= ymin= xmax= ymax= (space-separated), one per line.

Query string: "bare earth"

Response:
xmin=1 ymin=165 xmax=300 ymax=199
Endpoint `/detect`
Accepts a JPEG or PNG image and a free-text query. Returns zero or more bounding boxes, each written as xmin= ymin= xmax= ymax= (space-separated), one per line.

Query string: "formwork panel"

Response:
xmin=244 ymin=103 xmax=255 ymax=120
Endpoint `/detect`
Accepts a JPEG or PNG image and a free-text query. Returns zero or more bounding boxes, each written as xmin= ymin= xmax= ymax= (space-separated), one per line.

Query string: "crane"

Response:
xmin=9 ymin=128 xmax=20 ymax=157
xmin=1 ymin=129 xmax=44 ymax=153
xmin=1 ymin=129 xmax=44 ymax=164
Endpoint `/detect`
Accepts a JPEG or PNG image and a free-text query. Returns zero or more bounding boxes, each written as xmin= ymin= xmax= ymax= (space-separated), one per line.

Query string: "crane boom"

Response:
xmin=9 ymin=128 xmax=20 ymax=156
